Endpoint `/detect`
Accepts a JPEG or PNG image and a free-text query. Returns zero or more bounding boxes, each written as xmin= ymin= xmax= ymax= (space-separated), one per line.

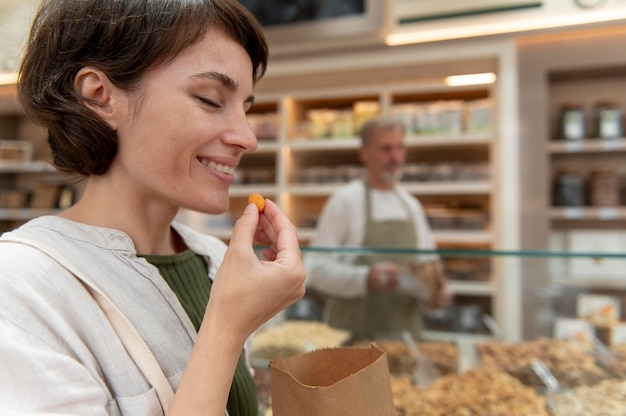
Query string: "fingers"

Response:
xmin=233 ymin=198 xmax=299 ymax=258
xmin=227 ymin=203 xmax=259 ymax=259
xmin=255 ymin=212 xmax=276 ymax=251
xmin=368 ymin=264 xmax=398 ymax=292
xmin=368 ymin=263 xmax=401 ymax=292
xmin=256 ymin=199 xmax=300 ymax=263
xmin=207 ymin=198 xmax=306 ymax=342
xmin=261 ymin=247 xmax=277 ymax=261
xmin=248 ymin=199 xmax=279 ymax=255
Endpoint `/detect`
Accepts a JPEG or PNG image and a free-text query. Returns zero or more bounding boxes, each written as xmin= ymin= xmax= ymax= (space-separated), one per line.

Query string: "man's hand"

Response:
xmin=409 ymin=260 xmax=454 ymax=309
xmin=367 ymin=262 xmax=401 ymax=292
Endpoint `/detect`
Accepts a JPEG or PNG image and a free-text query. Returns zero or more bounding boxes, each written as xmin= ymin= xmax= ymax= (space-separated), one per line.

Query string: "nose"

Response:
xmin=223 ymin=110 xmax=258 ymax=153
xmin=388 ymin=150 xmax=401 ymax=164
xmin=391 ymin=145 xmax=406 ymax=162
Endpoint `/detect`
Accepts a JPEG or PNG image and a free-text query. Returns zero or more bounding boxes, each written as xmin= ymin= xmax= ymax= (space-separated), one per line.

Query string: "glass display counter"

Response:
xmin=250 ymin=246 xmax=626 ymax=416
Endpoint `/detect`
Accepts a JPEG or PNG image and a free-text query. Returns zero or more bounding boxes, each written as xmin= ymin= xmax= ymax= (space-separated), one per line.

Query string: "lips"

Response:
xmin=199 ymin=158 xmax=236 ymax=175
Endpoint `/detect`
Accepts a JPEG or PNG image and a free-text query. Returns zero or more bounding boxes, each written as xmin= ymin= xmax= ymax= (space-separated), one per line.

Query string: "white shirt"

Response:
xmin=0 ymin=216 xmax=227 ymax=416
xmin=304 ymin=179 xmax=438 ymax=299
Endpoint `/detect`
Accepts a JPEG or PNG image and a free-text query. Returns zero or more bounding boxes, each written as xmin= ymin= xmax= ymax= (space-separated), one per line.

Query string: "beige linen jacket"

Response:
xmin=0 ymin=216 xmax=228 ymax=415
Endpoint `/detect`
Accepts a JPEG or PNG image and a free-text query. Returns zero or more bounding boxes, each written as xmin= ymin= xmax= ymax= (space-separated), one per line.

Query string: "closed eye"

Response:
xmin=197 ymin=97 xmax=222 ymax=109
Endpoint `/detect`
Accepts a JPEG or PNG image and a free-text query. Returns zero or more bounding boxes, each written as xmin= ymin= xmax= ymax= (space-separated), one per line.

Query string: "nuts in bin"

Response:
xmin=476 ymin=338 xmax=608 ymax=388
xmin=390 ymin=365 xmax=548 ymax=416
xmin=361 ymin=339 xmax=458 ymax=376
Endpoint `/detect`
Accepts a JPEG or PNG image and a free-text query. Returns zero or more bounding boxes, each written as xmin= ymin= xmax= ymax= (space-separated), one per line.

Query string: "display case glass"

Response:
xmin=250 ymin=246 xmax=626 ymax=415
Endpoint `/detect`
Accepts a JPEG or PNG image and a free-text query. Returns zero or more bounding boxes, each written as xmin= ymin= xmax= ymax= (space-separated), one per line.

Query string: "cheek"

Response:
xmin=379 ymin=154 xmax=392 ymax=165
xmin=131 ymin=103 xmax=197 ymax=152
xmin=117 ymin=118 xmax=184 ymax=177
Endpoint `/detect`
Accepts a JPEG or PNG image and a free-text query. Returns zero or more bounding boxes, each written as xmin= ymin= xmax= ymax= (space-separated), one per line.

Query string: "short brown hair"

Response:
xmin=18 ymin=0 xmax=268 ymax=176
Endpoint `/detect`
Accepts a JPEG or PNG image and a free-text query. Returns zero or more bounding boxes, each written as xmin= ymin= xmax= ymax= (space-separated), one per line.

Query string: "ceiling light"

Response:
xmin=445 ymin=72 xmax=497 ymax=86
xmin=386 ymin=9 xmax=626 ymax=46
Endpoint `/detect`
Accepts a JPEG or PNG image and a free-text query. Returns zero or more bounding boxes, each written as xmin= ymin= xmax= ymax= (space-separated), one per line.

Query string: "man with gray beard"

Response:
xmin=304 ymin=116 xmax=450 ymax=341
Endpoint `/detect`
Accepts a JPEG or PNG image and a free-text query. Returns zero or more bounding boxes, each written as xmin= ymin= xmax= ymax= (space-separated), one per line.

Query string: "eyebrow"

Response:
xmin=191 ymin=71 xmax=255 ymax=105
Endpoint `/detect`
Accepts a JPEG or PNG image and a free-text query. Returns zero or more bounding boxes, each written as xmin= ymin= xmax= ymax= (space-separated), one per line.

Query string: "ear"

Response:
xmin=73 ymin=67 xmax=121 ymax=130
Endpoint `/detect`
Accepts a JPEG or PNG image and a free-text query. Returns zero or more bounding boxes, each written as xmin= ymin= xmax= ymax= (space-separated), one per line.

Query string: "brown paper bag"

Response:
xmin=269 ymin=344 xmax=395 ymax=416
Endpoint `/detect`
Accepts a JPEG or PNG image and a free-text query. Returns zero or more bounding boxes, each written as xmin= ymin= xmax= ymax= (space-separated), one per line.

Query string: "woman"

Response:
xmin=0 ymin=0 xmax=305 ymax=415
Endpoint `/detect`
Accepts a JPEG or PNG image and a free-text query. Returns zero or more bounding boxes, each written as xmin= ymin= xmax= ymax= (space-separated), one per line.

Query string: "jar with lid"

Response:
xmin=553 ymin=169 xmax=586 ymax=207
xmin=307 ymin=109 xmax=331 ymax=139
xmin=559 ymin=104 xmax=586 ymax=140
xmin=329 ymin=110 xmax=354 ymax=138
xmin=588 ymin=168 xmax=619 ymax=206
xmin=594 ymin=101 xmax=623 ymax=139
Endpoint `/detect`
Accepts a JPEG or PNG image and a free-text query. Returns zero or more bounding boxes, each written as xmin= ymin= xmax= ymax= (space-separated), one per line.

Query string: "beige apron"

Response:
xmin=325 ymin=185 xmax=422 ymax=341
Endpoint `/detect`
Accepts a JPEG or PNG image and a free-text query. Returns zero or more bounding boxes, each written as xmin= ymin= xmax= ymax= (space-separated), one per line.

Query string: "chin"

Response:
xmin=381 ymin=172 xmax=400 ymax=184
xmin=186 ymin=195 xmax=230 ymax=215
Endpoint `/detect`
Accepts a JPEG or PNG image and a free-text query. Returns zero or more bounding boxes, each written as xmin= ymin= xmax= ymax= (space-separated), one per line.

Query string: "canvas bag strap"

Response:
xmin=0 ymin=235 xmax=175 ymax=411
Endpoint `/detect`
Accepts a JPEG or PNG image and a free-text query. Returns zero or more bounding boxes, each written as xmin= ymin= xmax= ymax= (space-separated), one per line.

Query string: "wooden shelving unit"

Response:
xmin=174 ymin=44 xmax=515 ymax=340
xmin=518 ymin=26 xmax=626 ymax=339
xmin=1 ymin=33 xmax=526 ymax=341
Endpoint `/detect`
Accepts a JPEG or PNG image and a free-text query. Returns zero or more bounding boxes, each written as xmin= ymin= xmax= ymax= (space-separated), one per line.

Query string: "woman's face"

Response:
xmin=111 ymin=28 xmax=257 ymax=215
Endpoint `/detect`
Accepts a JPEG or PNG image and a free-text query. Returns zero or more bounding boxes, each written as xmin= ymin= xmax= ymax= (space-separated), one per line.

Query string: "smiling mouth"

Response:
xmin=200 ymin=159 xmax=236 ymax=175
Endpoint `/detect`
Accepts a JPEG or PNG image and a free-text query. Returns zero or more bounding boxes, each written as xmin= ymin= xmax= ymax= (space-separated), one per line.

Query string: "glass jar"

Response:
xmin=329 ymin=110 xmax=354 ymax=138
xmin=594 ymin=101 xmax=623 ymax=139
xmin=560 ymin=104 xmax=586 ymax=141
xmin=553 ymin=169 xmax=586 ymax=207
xmin=307 ymin=109 xmax=331 ymax=139
xmin=588 ymin=168 xmax=619 ymax=206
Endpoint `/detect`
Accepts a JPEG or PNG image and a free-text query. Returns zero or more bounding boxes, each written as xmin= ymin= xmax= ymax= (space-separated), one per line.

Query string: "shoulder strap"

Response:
xmin=0 ymin=235 xmax=175 ymax=412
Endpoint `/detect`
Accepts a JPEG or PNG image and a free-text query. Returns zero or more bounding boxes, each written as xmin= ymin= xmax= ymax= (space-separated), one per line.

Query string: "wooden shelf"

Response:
xmin=254 ymin=142 xmax=280 ymax=153
xmin=433 ymin=230 xmax=494 ymax=244
xmin=284 ymin=180 xmax=492 ymax=197
xmin=449 ymin=280 xmax=495 ymax=296
xmin=284 ymin=184 xmax=340 ymax=197
xmin=289 ymin=229 xmax=494 ymax=244
xmin=287 ymin=134 xmax=492 ymax=152
xmin=297 ymin=228 xmax=494 ymax=246
xmin=287 ymin=138 xmax=360 ymax=151
xmin=229 ymin=185 xmax=279 ymax=198
xmin=548 ymin=138 xmax=626 ymax=154
xmin=551 ymin=277 xmax=626 ymax=290
xmin=404 ymin=180 xmax=492 ymax=195
xmin=0 ymin=160 xmax=56 ymax=174
xmin=550 ymin=207 xmax=626 ymax=220
xmin=405 ymin=134 xmax=492 ymax=147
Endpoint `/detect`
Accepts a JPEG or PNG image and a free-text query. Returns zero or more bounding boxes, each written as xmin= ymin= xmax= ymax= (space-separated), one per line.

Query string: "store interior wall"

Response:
xmin=2 ymin=1 xmax=626 ymax=342
xmin=0 ymin=0 xmax=38 ymax=75
xmin=518 ymin=26 xmax=626 ymax=339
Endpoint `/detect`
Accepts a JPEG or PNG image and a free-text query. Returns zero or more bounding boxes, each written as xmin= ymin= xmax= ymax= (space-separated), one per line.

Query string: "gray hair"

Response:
xmin=358 ymin=116 xmax=406 ymax=146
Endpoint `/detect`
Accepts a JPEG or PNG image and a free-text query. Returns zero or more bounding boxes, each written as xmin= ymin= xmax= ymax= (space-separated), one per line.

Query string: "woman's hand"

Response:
xmin=170 ymin=199 xmax=305 ymax=415
xmin=209 ymin=198 xmax=306 ymax=345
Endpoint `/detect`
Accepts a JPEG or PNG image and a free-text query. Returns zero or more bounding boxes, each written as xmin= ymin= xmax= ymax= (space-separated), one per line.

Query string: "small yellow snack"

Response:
xmin=248 ymin=193 xmax=266 ymax=213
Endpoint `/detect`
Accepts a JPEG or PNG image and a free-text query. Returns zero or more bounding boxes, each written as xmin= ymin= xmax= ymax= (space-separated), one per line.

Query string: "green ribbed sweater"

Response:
xmin=141 ymin=250 xmax=258 ymax=416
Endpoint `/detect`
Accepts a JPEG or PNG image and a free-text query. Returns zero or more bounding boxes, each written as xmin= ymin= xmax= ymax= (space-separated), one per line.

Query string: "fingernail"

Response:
xmin=244 ymin=203 xmax=257 ymax=214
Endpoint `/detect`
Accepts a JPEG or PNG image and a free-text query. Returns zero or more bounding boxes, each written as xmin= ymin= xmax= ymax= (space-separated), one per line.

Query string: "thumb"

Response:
xmin=229 ymin=203 xmax=259 ymax=248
